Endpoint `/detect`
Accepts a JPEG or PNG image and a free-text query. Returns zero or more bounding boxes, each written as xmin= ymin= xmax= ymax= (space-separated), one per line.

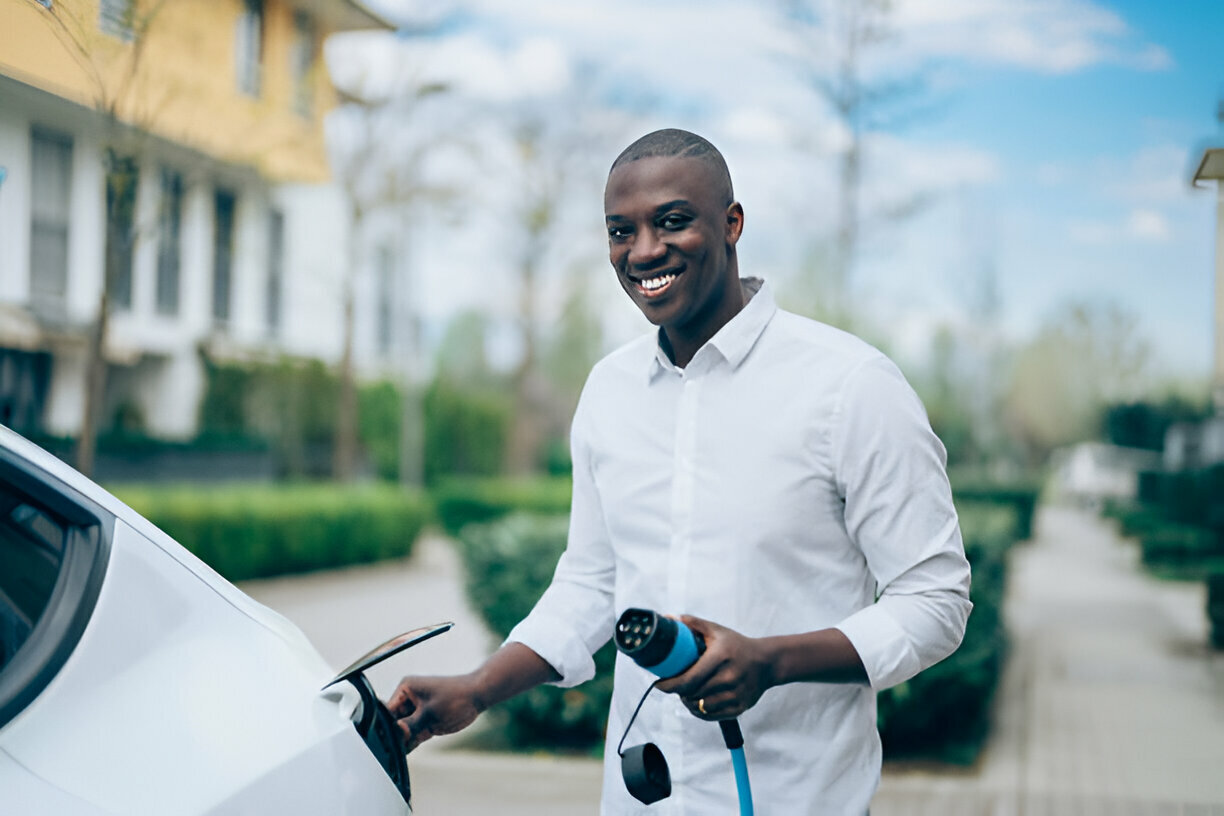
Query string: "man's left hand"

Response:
xmin=654 ymin=615 xmax=774 ymax=720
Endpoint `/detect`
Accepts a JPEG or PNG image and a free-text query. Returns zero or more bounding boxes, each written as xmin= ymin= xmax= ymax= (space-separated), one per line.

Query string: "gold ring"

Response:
xmin=698 ymin=698 xmax=706 ymax=715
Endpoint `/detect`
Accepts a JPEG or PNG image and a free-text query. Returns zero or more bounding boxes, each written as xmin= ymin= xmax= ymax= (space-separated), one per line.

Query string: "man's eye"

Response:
xmin=659 ymin=214 xmax=691 ymax=230
xmin=608 ymin=226 xmax=631 ymax=239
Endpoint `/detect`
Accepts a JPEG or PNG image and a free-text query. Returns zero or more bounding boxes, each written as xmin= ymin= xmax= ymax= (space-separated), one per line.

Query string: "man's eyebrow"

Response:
xmin=654 ymin=199 xmax=691 ymax=213
xmin=605 ymin=200 xmax=694 ymax=222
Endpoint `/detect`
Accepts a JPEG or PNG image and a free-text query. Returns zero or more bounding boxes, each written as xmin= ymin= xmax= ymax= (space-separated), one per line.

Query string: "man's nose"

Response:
xmin=628 ymin=229 xmax=666 ymax=268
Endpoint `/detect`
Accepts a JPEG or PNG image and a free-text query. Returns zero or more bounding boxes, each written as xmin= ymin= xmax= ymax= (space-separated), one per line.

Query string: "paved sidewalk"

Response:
xmin=243 ymin=507 xmax=1224 ymax=814
xmin=873 ymin=504 xmax=1224 ymax=815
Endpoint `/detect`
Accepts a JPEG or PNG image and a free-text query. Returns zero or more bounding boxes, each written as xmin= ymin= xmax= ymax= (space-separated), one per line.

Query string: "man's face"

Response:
xmin=604 ymin=156 xmax=743 ymax=340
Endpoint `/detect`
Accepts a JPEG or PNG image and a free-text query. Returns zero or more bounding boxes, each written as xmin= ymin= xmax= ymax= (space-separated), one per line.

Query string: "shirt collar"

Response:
xmin=648 ymin=277 xmax=777 ymax=381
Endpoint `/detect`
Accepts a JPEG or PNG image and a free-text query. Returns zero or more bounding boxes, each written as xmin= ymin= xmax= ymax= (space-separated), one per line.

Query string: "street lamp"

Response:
xmin=1193 ymin=146 xmax=1224 ymax=411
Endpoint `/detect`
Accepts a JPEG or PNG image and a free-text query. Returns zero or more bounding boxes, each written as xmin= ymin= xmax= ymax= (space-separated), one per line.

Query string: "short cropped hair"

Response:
xmin=609 ymin=128 xmax=734 ymax=204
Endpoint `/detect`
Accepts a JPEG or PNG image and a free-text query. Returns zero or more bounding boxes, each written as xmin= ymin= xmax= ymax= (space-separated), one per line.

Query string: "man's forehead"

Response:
xmin=604 ymin=155 xmax=728 ymax=207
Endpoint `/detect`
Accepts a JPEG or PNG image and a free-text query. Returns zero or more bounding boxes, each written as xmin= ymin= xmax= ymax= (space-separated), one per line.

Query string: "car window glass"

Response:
xmin=0 ymin=488 xmax=66 ymax=671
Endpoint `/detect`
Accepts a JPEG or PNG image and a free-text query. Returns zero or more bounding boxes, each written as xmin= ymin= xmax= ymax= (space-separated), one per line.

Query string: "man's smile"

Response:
xmin=629 ymin=268 xmax=684 ymax=298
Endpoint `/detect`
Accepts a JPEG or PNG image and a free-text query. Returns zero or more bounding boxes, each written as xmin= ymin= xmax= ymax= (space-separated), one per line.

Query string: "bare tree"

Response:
xmin=34 ymin=0 xmax=170 ymax=476
xmin=1003 ymin=302 xmax=1152 ymax=467
xmin=781 ymin=0 xmax=933 ymax=317
xmin=500 ymin=102 xmax=610 ymax=475
xmin=328 ymin=69 xmax=461 ymax=482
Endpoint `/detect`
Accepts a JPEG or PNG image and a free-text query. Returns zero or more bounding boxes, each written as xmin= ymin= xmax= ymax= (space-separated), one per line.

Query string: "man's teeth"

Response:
xmin=639 ymin=274 xmax=676 ymax=291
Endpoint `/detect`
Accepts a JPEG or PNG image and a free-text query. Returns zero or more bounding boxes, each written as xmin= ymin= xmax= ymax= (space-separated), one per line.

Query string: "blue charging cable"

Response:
xmin=614 ymin=608 xmax=754 ymax=815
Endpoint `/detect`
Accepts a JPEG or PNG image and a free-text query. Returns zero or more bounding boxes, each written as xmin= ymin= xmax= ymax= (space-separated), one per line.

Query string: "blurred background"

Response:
xmin=2 ymin=0 xmax=1223 ymax=811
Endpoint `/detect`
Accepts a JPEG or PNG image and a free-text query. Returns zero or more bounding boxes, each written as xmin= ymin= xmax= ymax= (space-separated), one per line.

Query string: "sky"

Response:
xmin=335 ymin=0 xmax=1224 ymax=386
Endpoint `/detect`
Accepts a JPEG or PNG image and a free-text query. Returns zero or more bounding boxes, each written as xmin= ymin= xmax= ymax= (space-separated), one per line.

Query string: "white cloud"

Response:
xmin=1067 ymin=208 xmax=1173 ymax=244
xmin=891 ymin=0 xmax=1172 ymax=74
xmin=1126 ymin=208 xmax=1171 ymax=241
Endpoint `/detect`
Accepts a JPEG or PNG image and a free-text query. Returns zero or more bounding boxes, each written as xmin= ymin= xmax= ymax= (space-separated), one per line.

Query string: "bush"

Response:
xmin=423 ymin=379 xmax=511 ymax=484
xmin=112 ymin=484 xmax=431 ymax=581
xmin=358 ymin=381 xmax=403 ymax=482
xmin=1140 ymin=523 xmax=1221 ymax=574
xmin=433 ymin=477 xmax=572 ymax=537
xmin=455 ymin=513 xmax=612 ymax=752
xmin=875 ymin=501 xmax=1015 ymax=764
xmin=949 ymin=478 xmax=1040 ymax=541
xmin=455 ymin=497 xmax=1017 ymax=762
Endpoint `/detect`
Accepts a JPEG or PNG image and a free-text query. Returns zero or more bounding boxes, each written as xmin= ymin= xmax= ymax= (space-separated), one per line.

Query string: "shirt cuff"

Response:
xmin=835 ymin=602 xmax=923 ymax=691
xmin=505 ymin=614 xmax=597 ymax=689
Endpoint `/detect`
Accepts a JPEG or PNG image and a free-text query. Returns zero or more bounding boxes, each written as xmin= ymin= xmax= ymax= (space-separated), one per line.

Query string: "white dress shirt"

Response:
xmin=507 ymin=279 xmax=972 ymax=815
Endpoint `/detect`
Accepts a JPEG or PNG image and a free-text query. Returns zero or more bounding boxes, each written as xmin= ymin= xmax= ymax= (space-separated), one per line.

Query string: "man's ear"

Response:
xmin=725 ymin=202 xmax=744 ymax=246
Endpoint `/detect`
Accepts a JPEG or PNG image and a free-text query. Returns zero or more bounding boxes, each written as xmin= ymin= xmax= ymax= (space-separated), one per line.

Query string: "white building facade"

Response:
xmin=0 ymin=0 xmax=405 ymax=444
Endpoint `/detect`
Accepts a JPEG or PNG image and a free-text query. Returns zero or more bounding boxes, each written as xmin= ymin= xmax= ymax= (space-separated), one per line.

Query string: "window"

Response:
xmin=376 ymin=244 xmax=394 ymax=355
xmin=104 ymin=155 xmax=139 ymax=311
xmin=0 ymin=453 xmax=110 ymax=730
xmin=155 ymin=169 xmax=183 ymax=316
xmin=212 ymin=190 xmax=236 ymax=326
xmin=266 ymin=209 xmax=284 ymax=334
xmin=0 ymin=349 xmax=51 ymax=435
xmin=291 ymin=11 xmax=317 ymax=117
xmin=235 ymin=0 xmax=264 ymax=97
xmin=29 ymin=129 xmax=72 ymax=320
xmin=98 ymin=0 xmax=133 ymax=41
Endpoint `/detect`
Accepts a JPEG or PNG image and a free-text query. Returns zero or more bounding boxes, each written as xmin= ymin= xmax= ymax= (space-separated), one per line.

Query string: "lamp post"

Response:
xmin=1193 ymin=147 xmax=1224 ymax=412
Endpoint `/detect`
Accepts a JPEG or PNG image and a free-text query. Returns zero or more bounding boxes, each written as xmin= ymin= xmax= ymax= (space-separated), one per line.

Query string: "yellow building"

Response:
xmin=0 ymin=0 xmax=392 ymax=442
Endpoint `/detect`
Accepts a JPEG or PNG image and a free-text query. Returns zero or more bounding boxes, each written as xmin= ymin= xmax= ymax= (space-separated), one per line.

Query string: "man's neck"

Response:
xmin=661 ymin=277 xmax=752 ymax=368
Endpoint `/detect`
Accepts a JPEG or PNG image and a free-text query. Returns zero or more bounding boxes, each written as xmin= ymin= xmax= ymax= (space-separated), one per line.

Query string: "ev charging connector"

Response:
xmin=614 ymin=608 xmax=754 ymax=814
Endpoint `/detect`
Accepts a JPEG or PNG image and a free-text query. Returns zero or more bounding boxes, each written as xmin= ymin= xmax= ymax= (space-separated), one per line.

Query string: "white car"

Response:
xmin=0 ymin=425 xmax=449 ymax=815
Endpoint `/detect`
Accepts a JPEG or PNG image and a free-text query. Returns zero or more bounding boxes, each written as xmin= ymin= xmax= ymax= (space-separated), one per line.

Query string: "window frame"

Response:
xmin=235 ymin=0 xmax=265 ymax=97
xmin=28 ymin=128 xmax=73 ymax=320
xmin=155 ymin=168 xmax=184 ymax=316
xmin=290 ymin=10 xmax=317 ymax=118
xmin=98 ymin=0 xmax=134 ymax=42
xmin=212 ymin=189 xmax=237 ymax=327
xmin=0 ymin=446 xmax=112 ymax=730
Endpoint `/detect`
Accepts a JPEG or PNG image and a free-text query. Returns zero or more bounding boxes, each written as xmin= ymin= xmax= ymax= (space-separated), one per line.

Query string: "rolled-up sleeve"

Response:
xmin=831 ymin=356 xmax=973 ymax=691
xmin=504 ymin=388 xmax=617 ymax=688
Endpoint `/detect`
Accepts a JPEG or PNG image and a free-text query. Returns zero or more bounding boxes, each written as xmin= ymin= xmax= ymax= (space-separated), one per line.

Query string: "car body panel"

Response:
xmin=0 ymin=428 xmax=412 ymax=815
xmin=0 ymin=747 xmax=112 ymax=815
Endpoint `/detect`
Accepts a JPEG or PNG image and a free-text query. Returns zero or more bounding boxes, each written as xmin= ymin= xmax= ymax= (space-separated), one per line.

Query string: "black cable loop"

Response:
xmin=616 ymin=679 xmax=660 ymax=757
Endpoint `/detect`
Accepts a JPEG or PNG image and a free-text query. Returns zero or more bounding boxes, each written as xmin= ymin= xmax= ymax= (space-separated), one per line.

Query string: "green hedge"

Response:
xmin=875 ymin=502 xmax=1015 ymax=763
xmin=455 ymin=499 xmax=1017 ymax=762
xmin=1104 ymin=494 xmax=1224 ymax=644
xmin=950 ymin=477 xmax=1041 ymax=541
xmin=455 ymin=513 xmax=612 ymax=752
xmin=111 ymin=484 xmax=431 ymax=581
xmin=434 ymin=477 xmax=573 ymax=538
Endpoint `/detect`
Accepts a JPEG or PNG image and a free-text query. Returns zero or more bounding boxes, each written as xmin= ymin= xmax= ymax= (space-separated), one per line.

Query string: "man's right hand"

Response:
xmin=387 ymin=674 xmax=483 ymax=754
xmin=385 ymin=642 xmax=562 ymax=754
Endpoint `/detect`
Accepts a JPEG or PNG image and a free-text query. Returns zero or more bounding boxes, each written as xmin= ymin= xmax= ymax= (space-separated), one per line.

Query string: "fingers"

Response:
xmin=682 ymin=691 xmax=740 ymax=721
xmin=386 ymin=679 xmax=419 ymax=719
xmin=396 ymin=716 xmax=431 ymax=754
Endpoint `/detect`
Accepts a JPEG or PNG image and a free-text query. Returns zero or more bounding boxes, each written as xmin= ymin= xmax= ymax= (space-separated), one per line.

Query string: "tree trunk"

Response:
xmin=506 ymin=251 xmax=540 ymax=475
xmin=75 ymin=289 xmax=109 ymax=478
xmin=333 ymin=275 xmax=359 ymax=482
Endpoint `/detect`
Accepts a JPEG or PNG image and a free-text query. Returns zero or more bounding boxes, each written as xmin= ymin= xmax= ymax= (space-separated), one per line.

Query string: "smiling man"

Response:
xmin=389 ymin=129 xmax=972 ymax=814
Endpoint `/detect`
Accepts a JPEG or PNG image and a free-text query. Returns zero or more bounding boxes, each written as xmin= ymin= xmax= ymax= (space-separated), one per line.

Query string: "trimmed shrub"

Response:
xmin=434 ymin=477 xmax=573 ymax=537
xmin=950 ymin=478 xmax=1040 ymax=542
xmin=111 ymin=484 xmax=431 ymax=581
xmin=455 ymin=513 xmax=612 ymax=752
xmin=1140 ymin=523 xmax=1220 ymax=575
xmin=1208 ymin=576 xmax=1224 ymax=650
xmin=876 ymin=501 xmax=1014 ymax=764
xmin=423 ymin=379 xmax=511 ymax=484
